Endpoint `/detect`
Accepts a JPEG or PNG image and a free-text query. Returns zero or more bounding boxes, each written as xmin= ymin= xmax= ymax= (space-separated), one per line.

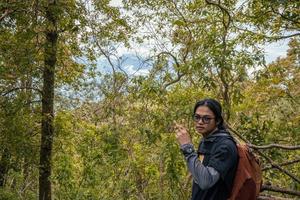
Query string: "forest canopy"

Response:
xmin=0 ymin=0 xmax=299 ymax=199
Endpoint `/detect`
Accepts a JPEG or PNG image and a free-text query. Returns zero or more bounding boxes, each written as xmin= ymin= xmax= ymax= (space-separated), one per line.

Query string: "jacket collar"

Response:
xmin=198 ymin=129 xmax=230 ymax=153
xmin=201 ymin=129 xmax=227 ymax=142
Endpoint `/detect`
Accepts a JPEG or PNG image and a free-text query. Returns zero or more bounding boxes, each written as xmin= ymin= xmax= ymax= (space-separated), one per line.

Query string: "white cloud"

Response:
xmin=124 ymin=65 xmax=149 ymax=76
xmin=109 ymin=0 xmax=122 ymax=7
xmin=116 ymin=43 xmax=153 ymax=59
xmin=264 ymin=39 xmax=289 ymax=63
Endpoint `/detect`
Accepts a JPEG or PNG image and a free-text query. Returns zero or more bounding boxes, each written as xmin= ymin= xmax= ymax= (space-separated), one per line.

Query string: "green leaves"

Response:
xmin=0 ymin=0 xmax=299 ymax=199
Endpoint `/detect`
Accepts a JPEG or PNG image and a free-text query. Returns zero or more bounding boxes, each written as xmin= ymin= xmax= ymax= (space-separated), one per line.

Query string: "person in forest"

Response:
xmin=175 ymin=98 xmax=238 ymax=200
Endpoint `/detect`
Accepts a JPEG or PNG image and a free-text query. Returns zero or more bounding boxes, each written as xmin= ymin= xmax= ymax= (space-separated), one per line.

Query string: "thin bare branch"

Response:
xmin=111 ymin=54 xmax=129 ymax=79
xmin=271 ymin=32 xmax=300 ymax=40
xmin=249 ymin=143 xmax=300 ymax=150
xmin=263 ymin=158 xmax=300 ymax=171
xmin=0 ymin=9 xmax=14 ymax=22
xmin=260 ymin=152 xmax=300 ymax=183
xmin=163 ymin=72 xmax=185 ymax=90
xmin=234 ymin=26 xmax=300 ymax=40
xmin=157 ymin=51 xmax=186 ymax=90
xmin=270 ymin=5 xmax=300 ymax=26
xmin=169 ymin=0 xmax=193 ymax=62
xmin=157 ymin=51 xmax=180 ymax=69
xmin=261 ymin=184 xmax=300 ymax=197
xmin=258 ymin=194 xmax=296 ymax=200
xmin=170 ymin=0 xmax=193 ymax=39
xmin=1 ymin=87 xmax=42 ymax=96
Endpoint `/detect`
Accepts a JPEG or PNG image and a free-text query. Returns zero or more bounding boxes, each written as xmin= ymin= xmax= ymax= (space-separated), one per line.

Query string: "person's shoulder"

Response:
xmin=214 ymin=130 xmax=235 ymax=143
xmin=214 ymin=132 xmax=237 ymax=152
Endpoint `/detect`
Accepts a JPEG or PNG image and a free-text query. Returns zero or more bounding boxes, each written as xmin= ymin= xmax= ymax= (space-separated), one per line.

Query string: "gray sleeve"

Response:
xmin=180 ymin=144 xmax=220 ymax=190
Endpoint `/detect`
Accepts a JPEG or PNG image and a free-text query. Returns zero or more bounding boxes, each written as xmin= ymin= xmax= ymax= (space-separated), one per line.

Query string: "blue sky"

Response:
xmin=264 ymin=39 xmax=290 ymax=63
xmin=96 ymin=39 xmax=290 ymax=77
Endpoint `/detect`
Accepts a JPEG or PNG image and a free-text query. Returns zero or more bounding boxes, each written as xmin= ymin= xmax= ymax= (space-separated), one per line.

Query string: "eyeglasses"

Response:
xmin=193 ymin=114 xmax=215 ymax=124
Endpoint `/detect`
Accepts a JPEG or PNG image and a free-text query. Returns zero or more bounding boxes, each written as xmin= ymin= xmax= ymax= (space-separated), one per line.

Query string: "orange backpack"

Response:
xmin=214 ymin=133 xmax=263 ymax=200
xmin=229 ymin=144 xmax=262 ymax=200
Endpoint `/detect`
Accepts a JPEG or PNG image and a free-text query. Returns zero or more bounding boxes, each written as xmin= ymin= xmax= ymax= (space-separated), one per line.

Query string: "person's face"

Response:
xmin=193 ymin=105 xmax=218 ymax=137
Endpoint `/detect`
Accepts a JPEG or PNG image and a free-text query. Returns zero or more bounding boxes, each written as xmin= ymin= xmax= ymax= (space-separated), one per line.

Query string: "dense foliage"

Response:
xmin=0 ymin=0 xmax=299 ymax=199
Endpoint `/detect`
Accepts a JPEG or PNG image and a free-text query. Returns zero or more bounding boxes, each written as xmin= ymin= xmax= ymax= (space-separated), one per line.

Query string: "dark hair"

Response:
xmin=193 ymin=98 xmax=226 ymax=130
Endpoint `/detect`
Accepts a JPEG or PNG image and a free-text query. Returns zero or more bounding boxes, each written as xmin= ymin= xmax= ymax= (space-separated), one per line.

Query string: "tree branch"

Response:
xmin=157 ymin=51 xmax=185 ymax=90
xmin=271 ymin=32 xmax=300 ymax=40
xmin=258 ymin=194 xmax=296 ymax=200
xmin=261 ymin=184 xmax=300 ymax=197
xmin=1 ymin=87 xmax=42 ymax=96
xmin=170 ymin=0 xmax=192 ymax=62
xmin=170 ymin=0 xmax=193 ymax=39
xmin=260 ymin=152 xmax=300 ymax=184
xmin=0 ymin=9 xmax=14 ymax=22
xmin=205 ymin=0 xmax=231 ymax=29
xmin=249 ymin=143 xmax=300 ymax=150
xmin=163 ymin=71 xmax=185 ymax=90
xmin=270 ymin=5 xmax=300 ymax=26
xmin=234 ymin=26 xmax=300 ymax=41
xmin=227 ymin=125 xmax=300 ymax=184
xmin=263 ymin=157 xmax=300 ymax=171
xmin=157 ymin=51 xmax=180 ymax=69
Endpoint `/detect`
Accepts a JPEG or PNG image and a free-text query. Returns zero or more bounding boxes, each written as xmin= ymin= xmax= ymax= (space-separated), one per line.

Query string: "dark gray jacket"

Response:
xmin=181 ymin=130 xmax=238 ymax=200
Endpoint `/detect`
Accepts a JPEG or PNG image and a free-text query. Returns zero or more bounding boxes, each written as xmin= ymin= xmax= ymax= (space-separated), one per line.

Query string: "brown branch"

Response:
xmin=93 ymin=38 xmax=116 ymax=76
xmin=271 ymin=32 xmax=300 ymax=40
xmin=157 ymin=51 xmax=185 ymax=90
xmin=227 ymin=125 xmax=300 ymax=184
xmin=205 ymin=0 xmax=232 ymax=121
xmin=169 ymin=0 xmax=192 ymax=62
xmin=0 ymin=9 xmax=14 ymax=22
xmin=261 ymin=184 xmax=300 ymax=197
xmin=260 ymin=152 xmax=300 ymax=184
xmin=1 ymin=87 xmax=42 ymax=96
xmin=205 ymin=0 xmax=231 ymax=29
xmin=270 ymin=5 xmax=300 ymax=26
xmin=234 ymin=26 xmax=300 ymax=41
xmin=157 ymin=51 xmax=180 ymax=69
xmin=249 ymin=143 xmax=300 ymax=150
xmin=258 ymin=194 xmax=296 ymax=200
xmin=263 ymin=158 xmax=300 ymax=171
xmin=163 ymin=71 xmax=185 ymax=90
xmin=111 ymin=53 xmax=129 ymax=79
xmin=170 ymin=0 xmax=193 ymax=39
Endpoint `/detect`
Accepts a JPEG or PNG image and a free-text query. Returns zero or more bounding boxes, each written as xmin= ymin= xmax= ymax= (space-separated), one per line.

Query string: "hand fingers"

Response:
xmin=175 ymin=132 xmax=183 ymax=140
xmin=174 ymin=123 xmax=183 ymax=129
xmin=175 ymin=127 xmax=186 ymax=138
xmin=173 ymin=121 xmax=180 ymax=129
xmin=173 ymin=121 xmax=188 ymax=138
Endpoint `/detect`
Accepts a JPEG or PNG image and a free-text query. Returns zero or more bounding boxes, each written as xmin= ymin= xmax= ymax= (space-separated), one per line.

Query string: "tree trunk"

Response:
xmin=0 ymin=148 xmax=10 ymax=187
xmin=20 ymin=71 xmax=33 ymax=194
xmin=39 ymin=1 xmax=58 ymax=199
